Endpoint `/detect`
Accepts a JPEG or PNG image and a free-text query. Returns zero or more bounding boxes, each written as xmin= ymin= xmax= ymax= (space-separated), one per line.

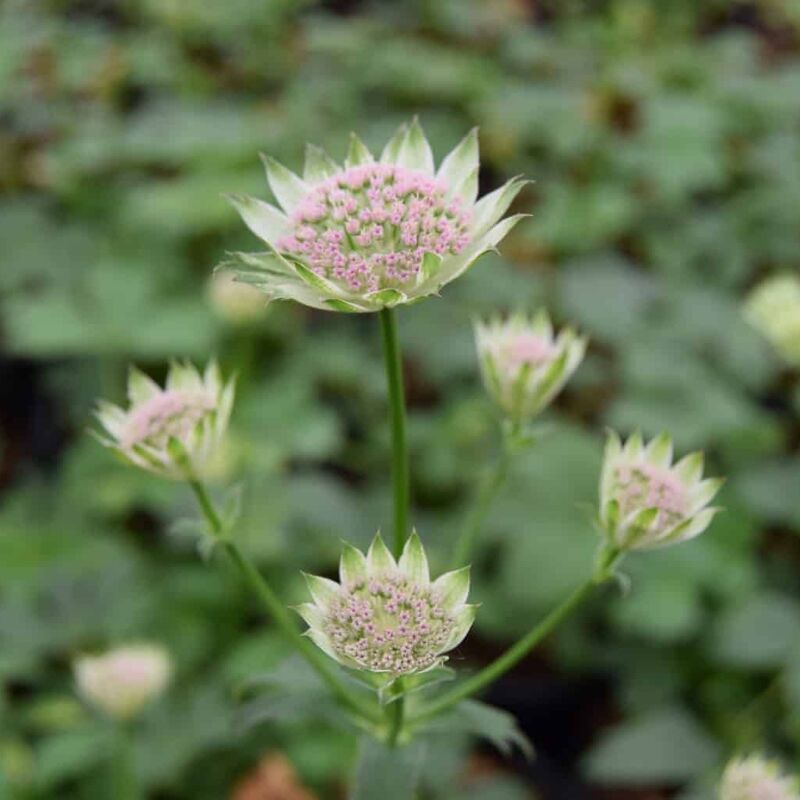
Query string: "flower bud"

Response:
xmin=599 ymin=431 xmax=723 ymax=551
xmin=74 ymin=645 xmax=171 ymax=721
xmin=745 ymin=273 xmax=800 ymax=367
xmin=297 ymin=532 xmax=476 ymax=678
xmin=94 ymin=360 xmax=235 ymax=481
xmin=719 ymin=755 xmax=799 ymax=800
xmin=207 ymin=271 xmax=266 ymax=325
xmin=475 ymin=311 xmax=586 ymax=422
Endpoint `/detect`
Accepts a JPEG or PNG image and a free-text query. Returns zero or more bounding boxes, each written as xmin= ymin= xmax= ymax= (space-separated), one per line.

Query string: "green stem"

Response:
xmin=109 ymin=724 xmax=139 ymax=800
xmin=411 ymin=579 xmax=598 ymax=724
xmin=188 ymin=481 xmax=380 ymax=724
xmin=379 ymin=307 xmax=410 ymax=559
xmin=387 ymin=687 xmax=405 ymax=747
xmin=450 ymin=449 xmax=512 ymax=570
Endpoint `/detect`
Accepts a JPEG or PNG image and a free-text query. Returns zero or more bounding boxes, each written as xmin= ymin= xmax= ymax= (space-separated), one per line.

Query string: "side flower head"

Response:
xmin=744 ymin=272 xmax=800 ymax=368
xmin=599 ymin=431 xmax=723 ymax=551
xmin=297 ymin=532 xmax=476 ymax=678
xmin=222 ymin=119 xmax=528 ymax=312
xmin=94 ymin=360 xmax=234 ymax=481
xmin=74 ymin=644 xmax=172 ymax=721
xmin=475 ymin=310 xmax=586 ymax=422
xmin=719 ymin=755 xmax=800 ymax=800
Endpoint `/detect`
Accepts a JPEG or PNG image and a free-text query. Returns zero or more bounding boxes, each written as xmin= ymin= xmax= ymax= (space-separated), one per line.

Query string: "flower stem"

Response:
xmin=450 ymin=449 xmax=512 ymax=571
xmin=387 ymin=683 xmax=405 ymax=747
xmin=410 ymin=578 xmax=598 ymax=724
xmin=109 ymin=724 xmax=139 ymax=800
xmin=379 ymin=307 xmax=410 ymax=559
xmin=188 ymin=480 xmax=380 ymax=725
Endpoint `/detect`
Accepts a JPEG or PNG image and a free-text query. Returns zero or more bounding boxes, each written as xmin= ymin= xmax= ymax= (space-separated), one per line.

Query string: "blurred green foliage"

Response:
xmin=2 ymin=0 xmax=800 ymax=797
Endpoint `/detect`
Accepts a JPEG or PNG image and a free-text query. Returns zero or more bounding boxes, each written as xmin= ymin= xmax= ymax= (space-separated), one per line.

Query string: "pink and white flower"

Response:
xmin=222 ymin=120 xmax=527 ymax=312
xmin=298 ymin=533 xmax=475 ymax=678
xmin=599 ymin=431 xmax=723 ymax=551
xmin=475 ymin=311 xmax=586 ymax=422
xmin=94 ymin=360 xmax=234 ymax=481
xmin=74 ymin=644 xmax=172 ymax=720
xmin=719 ymin=755 xmax=799 ymax=800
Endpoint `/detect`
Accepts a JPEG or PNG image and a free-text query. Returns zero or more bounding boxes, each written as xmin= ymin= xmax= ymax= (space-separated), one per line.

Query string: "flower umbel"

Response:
xmin=599 ymin=431 xmax=723 ymax=551
xmin=744 ymin=272 xmax=800 ymax=368
xmin=719 ymin=755 xmax=800 ymax=800
xmin=94 ymin=360 xmax=234 ymax=480
xmin=298 ymin=532 xmax=475 ymax=677
xmin=475 ymin=310 xmax=586 ymax=422
xmin=74 ymin=644 xmax=172 ymax=721
xmin=223 ymin=119 xmax=527 ymax=312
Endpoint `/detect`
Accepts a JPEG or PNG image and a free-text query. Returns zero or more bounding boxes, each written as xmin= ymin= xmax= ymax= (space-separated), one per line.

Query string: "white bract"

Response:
xmin=298 ymin=532 xmax=476 ymax=677
xmin=744 ymin=273 xmax=800 ymax=367
xmin=74 ymin=644 xmax=172 ymax=721
xmin=719 ymin=755 xmax=800 ymax=800
xmin=599 ymin=431 xmax=723 ymax=551
xmin=475 ymin=310 xmax=586 ymax=422
xmin=94 ymin=360 xmax=234 ymax=481
xmin=222 ymin=119 xmax=527 ymax=312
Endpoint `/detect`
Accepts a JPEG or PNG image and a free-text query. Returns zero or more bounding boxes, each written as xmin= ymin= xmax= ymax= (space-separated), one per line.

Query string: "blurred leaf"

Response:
xmin=585 ymin=707 xmax=719 ymax=785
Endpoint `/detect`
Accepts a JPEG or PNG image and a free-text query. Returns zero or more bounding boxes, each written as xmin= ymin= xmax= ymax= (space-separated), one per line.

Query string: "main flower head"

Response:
xmin=475 ymin=310 xmax=586 ymax=422
xmin=94 ymin=360 xmax=234 ymax=481
xmin=719 ymin=755 xmax=800 ymax=800
xmin=223 ymin=119 xmax=527 ymax=312
xmin=298 ymin=532 xmax=475 ymax=677
xmin=744 ymin=273 xmax=800 ymax=367
xmin=599 ymin=431 xmax=723 ymax=551
xmin=74 ymin=644 xmax=172 ymax=721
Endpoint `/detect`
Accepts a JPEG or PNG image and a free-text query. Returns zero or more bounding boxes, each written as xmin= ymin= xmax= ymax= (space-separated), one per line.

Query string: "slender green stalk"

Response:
xmin=109 ymin=724 xmax=139 ymax=800
xmin=387 ymin=682 xmax=405 ymax=747
xmin=450 ymin=449 xmax=512 ymax=570
xmin=379 ymin=308 xmax=410 ymax=559
xmin=188 ymin=481 xmax=380 ymax=724
xmin=411 ymin=579 xmax=597 ymax=723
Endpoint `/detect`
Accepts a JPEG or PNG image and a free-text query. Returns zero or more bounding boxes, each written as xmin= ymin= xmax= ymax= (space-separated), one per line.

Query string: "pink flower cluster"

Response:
xmin=324 ymin=571 xmax=454 ymax=674
xmin=494 ymin=333 xmax=556 ymax=375
xmin=276 ymin=164 xmax=472 ymax=295
xmin=122 ymin=390 xmax=214 ymax=450
xmin=614 ymin=463 xmax=688 ymax=533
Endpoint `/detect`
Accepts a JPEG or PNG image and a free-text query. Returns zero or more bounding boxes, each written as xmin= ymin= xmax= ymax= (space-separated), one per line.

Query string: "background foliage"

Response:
xmin=2 ymin=0 xmax=800 ymax=797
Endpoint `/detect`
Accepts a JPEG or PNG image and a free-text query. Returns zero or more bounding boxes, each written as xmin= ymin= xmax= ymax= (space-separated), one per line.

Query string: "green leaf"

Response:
xmin=422 ymin=700 xmax=532 ymax=758
xmin=584 ymin=707 xmax=719 ymax=785
xmin=350 ymin=737 xmax=426 ymax=800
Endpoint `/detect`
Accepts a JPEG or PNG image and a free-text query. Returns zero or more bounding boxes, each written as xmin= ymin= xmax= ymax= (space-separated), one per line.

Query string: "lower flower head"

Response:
xmin=599 ymin=431 xmax=723 ymax=551
xmin=222 ymin=119 xmax=528 ymax=312
xmin=74 ymin=644 xmax=172 ymax=721
xmin=744 ymin=273 xmax=800 ymax=367
xmin=475 ymin=311 xmax=586 ymax=422
xmin=719 ymin=755 xmax=800 ymax=800
xmin=94 ymin=360 xmax=235 ymax=481
xmin=298 ymin=532 xmax=475 ymax=677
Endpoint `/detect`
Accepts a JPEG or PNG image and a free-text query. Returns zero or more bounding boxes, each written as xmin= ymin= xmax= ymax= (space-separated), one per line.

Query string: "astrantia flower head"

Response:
xmin=599 ymin=431 xmax=723 ymax=551
xmin=475 ymin=310 xmax=586 ymax=422
xmin=94 ymin=360 xmax=234 ymax=481
xmin=298 ymin=532 xmax=475 ymax=678
xmin=744 ymin=273 xmax=800 ymax=367
xmin=74 ymin=644 xmax=172 ymax=721
xmin=719 ymin=755 xmax=800 ymax=800
xmin=222 ymin=119 xmax=527 ymax=312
